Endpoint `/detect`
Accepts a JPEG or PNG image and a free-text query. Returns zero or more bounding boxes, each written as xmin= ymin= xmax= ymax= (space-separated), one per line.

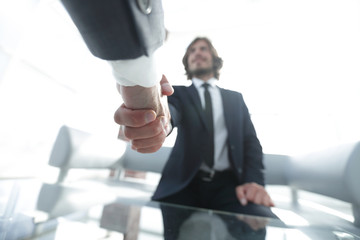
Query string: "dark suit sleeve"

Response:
xmin=167 ymin=86 xmax=183 ymax=132
xmin=61 ymin=0 xmax=165 ymax=60
xmin=240 ymin=94 xmax=265 ymax=186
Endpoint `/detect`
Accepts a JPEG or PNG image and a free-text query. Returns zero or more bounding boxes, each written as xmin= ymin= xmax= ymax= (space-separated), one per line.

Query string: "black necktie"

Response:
xmin=203 ymin=83 xmax=214 ymax=168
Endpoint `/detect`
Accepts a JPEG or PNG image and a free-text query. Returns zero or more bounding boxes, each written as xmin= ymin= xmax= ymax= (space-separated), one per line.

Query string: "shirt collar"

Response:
xmin=192 ymin=77 xmax=218 ymax=90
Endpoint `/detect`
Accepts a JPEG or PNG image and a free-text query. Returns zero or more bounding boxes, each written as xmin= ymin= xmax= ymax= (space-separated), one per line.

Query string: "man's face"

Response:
xmin=187 ymin=40 xmax=214 ymax=77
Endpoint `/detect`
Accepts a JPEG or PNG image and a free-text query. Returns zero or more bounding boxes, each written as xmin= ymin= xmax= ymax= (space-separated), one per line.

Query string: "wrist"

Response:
xmin=120 ymin=85 xmax=162 ymax=115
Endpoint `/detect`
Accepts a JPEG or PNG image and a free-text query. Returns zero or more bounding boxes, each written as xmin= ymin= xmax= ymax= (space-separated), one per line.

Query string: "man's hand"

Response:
xmin=118 ymin=75 xmax=173 ymax=117
xmin=114 ymin=75 xmax=173 ymax=153
xmin=235 ymin=183 xmax=275 ymax=207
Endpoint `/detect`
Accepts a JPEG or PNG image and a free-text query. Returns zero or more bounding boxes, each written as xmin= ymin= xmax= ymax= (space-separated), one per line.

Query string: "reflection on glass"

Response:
xmin=160 ymin=203 xmax=267 ymax=240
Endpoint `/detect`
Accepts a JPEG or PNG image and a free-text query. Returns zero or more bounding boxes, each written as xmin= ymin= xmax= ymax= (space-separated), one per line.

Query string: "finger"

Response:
xmin=135 ymin=144 xmax=163 ymax=153
xmin=165 ymin=122 xmax=172 ymax=136
xmin=244 ymin=184 xmax=258 ymax=202
xmin=114 ymin=104 xmax=156 ymax=127
xmin=118 ymin=125 xmax=130 ymax=141
xmin=235 ymin=186 xmax=248 ymax=206
xmin=269 ymin=198 xmax=275 ymax=207
xmin=159 ymin=116 xmax=172 ymax=135
xmin=124 ymin=117 xmax=165 ymax=140
xmin=263 ymin=194 xmax=275 ymax=207
xmin=160 ymin=75 xmax=174 ymax=96
xmin=131 ymin=129 xmax=166 ymax=150
xmin=253 ymin=190 xmax=265 ymax=205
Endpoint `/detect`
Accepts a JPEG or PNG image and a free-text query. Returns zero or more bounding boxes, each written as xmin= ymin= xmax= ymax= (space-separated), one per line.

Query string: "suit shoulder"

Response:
xmin=173 ymin=85 xmax=192 ymax=90
xmin=173 ymin=85 xmax=188 ymax=90
xmin=172 ymin=85 xmax=192 ymax=95
xmin=220 ymin=87 xmax=243 ymax=97
xmin=169 ymin=85 xmax=189 ymax=101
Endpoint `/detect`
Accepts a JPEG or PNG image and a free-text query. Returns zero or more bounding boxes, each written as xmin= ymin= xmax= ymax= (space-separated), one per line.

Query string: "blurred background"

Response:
xmin=0 ymin=0 xmax=359 ymax=178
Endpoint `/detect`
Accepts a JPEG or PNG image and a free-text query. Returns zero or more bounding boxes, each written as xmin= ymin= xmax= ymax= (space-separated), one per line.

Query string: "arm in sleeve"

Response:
xmin=167 ymin=88 xmax=183 ymax=133
xmin=61 ymin=0 xmax=165 ymax=87
xmin=240 ymin=94 xmax=265 ymax=186
xmin=109 ymin=53 xmax=161 ymax=87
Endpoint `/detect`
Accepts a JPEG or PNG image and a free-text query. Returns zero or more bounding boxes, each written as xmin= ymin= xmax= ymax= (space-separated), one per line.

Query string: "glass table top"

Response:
xmin=1 ymin=178 xmax=359 ymax=240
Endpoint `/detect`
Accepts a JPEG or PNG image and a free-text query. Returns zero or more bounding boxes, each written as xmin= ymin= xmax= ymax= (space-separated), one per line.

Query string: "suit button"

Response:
xmin=137 ymin=0 xmax=152 ymax=14
xmin=237 ymin=168 xmax=242 ymax=173
xmin=230 ymin=145 xmax=235 ymax=150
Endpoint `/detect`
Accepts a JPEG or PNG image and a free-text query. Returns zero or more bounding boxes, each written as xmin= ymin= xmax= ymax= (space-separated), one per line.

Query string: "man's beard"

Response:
xmin=189 ymin=67 xmax=213 ymax=78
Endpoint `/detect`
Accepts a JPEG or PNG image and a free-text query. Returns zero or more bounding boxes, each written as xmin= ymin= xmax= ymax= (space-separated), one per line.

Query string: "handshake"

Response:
xmin=114 ymin=75 xmax=174 ymax=153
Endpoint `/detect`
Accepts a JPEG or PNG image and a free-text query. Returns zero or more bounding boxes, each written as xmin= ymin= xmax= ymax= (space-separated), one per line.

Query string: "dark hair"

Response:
xmin=182 ymin=37 xmax=223 ymax=80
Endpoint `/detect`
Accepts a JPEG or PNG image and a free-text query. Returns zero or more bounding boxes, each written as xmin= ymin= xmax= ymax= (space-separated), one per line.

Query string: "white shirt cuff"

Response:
xmin=108 ymin=52 xmax=161 ymax=88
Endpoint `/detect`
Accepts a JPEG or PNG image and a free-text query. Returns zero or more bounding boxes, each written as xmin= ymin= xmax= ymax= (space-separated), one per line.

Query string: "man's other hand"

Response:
xmin=235 ymin=183 xmax=275 ymax=207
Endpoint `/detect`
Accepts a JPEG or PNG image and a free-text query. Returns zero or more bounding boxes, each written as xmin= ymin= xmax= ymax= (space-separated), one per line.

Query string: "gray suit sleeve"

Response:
xmin=61 ymin=0 xmax=165 ymax=60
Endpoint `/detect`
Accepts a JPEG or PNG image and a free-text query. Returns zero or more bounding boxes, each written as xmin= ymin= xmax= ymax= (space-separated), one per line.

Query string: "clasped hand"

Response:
xmin=114 ymin=75 xmax=174 ymax=153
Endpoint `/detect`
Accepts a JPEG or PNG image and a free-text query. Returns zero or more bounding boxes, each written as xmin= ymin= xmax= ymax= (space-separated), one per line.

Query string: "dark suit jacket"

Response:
xmin=152 ymin=84 xmax=264 ymax=200
xmin=61 ymin=0 xmax=165 ymax=60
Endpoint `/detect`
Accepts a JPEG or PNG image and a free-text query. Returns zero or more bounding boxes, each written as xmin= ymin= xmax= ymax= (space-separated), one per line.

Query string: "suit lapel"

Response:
xmin=186 ymin=84 xmax=209 ymax=131
xmin=186 ymin=85 xmax=234 ymax=133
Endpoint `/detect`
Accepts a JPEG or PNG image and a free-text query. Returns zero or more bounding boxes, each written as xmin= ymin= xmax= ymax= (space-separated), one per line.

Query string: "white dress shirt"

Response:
xmin=192 ymin=78 xmax=230 ymax=172
xmin=108 ymin=50 xmax=161 ymax=87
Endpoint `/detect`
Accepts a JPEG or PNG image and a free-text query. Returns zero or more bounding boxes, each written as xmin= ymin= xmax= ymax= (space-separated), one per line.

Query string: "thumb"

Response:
xmin=160 ymin=75 xmax=174 ymax=96
xmin=236 ymin=185 xmax=248 ymax=206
